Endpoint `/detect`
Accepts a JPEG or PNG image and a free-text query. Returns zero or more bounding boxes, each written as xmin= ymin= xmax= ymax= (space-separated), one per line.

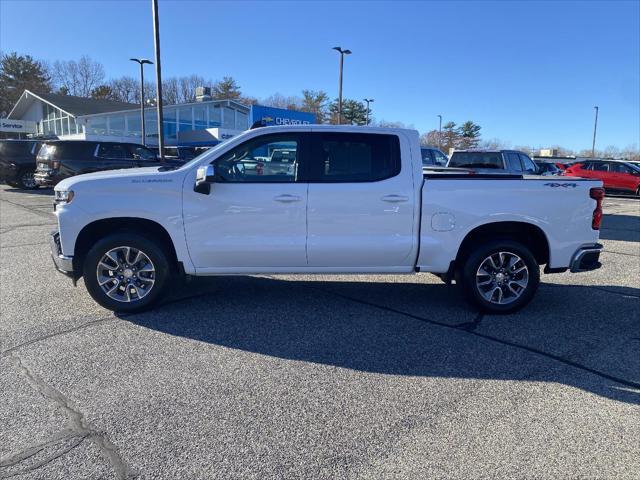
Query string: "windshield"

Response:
xmin=449 ymin=152 xmax=503 ymax=169
xmin=177 ymin=140 xmax=233 ymax=170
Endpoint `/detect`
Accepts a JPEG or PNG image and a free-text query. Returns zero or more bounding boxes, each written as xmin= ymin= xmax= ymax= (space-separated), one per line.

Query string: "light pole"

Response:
xmin=591 ymin=106 xmax=599 ymax=158
xmin=363 ymin=98 xmax=374 ymax=125
xmin=152 ymin=0 xmax=165 ymax=161
xmin=130 ymin=58 xmax=153 ymax=146
xmin=332 ymin=46 xmax=351 ymax=124
xmin=437 ymin=114 xmax=442 ymax=150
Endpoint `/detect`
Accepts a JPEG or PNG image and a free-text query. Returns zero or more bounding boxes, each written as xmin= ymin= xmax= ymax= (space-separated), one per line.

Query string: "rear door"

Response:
xmin=591 ymin=162 xmax=611 ymax=187
xmin=306 ymin=131 xmax=417 ymax=269
xmin=95 ymin=143 xmax=138 ymax=171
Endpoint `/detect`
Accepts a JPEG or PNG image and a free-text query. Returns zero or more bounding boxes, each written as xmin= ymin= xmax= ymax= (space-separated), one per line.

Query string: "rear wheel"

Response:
xmin=83 ymin=233 xmax=171 ymax=313
xmin=460 ymin=240 xmax=540 ymax=314
xmin=16 ymin=168 xmax=38 ymax=190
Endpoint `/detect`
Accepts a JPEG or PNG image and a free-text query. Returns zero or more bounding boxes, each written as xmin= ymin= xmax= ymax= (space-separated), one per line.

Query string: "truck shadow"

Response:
xmin=121 ymin=275 xmax=640 ymax=405
xmin=599 ymin=214 xmax=640 ymax=242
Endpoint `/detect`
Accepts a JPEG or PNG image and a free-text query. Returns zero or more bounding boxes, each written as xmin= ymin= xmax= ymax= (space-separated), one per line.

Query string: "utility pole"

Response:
xmin=152 ymin=0 xmax=165 ymax=161
xmin=591 ymin=106 xmax=599 ymax=158
xmin=130 ymin=58 xmax=153 ymax=146
xmin=437 ymin=114 xmax=442 ymax=150
xmin=332 ymin=47 xmax=351 ymax=124
xmin=363 ymin=98 xmax=374 ymax=125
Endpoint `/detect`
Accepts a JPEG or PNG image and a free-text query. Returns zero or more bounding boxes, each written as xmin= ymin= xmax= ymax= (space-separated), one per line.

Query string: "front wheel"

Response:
xmin=83 ymin=233 xmax=171 ymax=313
xmin=460 ymin=240 xmax=540 ymax=314
xmin=17 ymin=168 xmax=38 ymax=190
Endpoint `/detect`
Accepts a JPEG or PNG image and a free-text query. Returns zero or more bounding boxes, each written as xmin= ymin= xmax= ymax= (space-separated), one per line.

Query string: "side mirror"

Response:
xmin=194 ymin=164 xmax=216 ymax=194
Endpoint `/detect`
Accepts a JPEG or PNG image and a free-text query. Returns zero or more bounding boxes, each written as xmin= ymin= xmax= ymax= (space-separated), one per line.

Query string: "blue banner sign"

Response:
xmin=250 ymin=105 xmax=316 ymax=127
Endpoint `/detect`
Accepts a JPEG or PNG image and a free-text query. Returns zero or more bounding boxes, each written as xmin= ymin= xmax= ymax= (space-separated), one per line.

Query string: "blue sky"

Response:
xmin=1 ymin=0 xmax=638 ymax=151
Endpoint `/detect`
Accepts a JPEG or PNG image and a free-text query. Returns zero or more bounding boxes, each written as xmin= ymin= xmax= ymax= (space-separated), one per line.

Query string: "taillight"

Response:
xmin=590 ymin=187 xmax=605 ymax=230
xmin=52 ymin=161 xmax=60 ymax=169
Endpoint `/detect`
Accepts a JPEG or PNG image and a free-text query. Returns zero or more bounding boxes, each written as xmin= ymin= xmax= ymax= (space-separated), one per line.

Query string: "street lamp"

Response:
xmin=363 ymin=98 xmax=374 ymax=125
xmin=591 ymin=106 xmax=599 ymax=158
xmin=437 ymin=114 xmax=442 ymax=150
xmin=129 ymin=58 xmax=153 ymax=146
xmin=332 ymin=46 xmax=351 ymax=124
xmin=152 ymin=0 xmax=165 ymax=161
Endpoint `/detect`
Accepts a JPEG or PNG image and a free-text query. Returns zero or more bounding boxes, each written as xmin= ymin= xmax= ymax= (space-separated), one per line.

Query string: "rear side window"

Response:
xmin=610 ymin=163 xmax=632 ymax=174
xmin=310 ymin=133 xmax=400 ymax=182
xmin=506 ymin=153 xmax=523 ymax=172
xmin=0 ymin=142 xmax=33 ymax=157
xmin=97 ymin=144 xmax=131 ymax=159
xmin=129 ymin=145 xmax=156 ymax=161
xmin=593 ymin=163 xmax=608 ymax=172
xmin=57 ymin=142 xmax=97 ymax=158
xmin=433 ymin=150 xmax=448 ymax=166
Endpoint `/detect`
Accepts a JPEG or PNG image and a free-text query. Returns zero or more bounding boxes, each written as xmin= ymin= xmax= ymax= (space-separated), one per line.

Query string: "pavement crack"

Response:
xmin=3 ymin=353 xmax=137 ymax=479
xmin=451 ymin=312 xmax=485 ymax=331
xmin=1 ymin=316 xmax=117 ymax=358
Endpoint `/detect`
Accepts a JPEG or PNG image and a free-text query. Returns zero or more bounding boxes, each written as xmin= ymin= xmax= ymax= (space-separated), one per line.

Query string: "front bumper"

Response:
xmin=50 ymin=230 xmax=74 ymax=279
xmin=0 ymin=163 xmax=19 ymax=183
xmin=570 ymin=243 xmax=603 ymax=272
xmin=34 ymin=171 xmax=59 ymax=187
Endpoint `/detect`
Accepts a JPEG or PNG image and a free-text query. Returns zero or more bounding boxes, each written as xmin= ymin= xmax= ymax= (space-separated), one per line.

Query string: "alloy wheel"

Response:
xmin=96 ymin=246 xmax=156 ymax=303
xmin=475 ymin=251 xmax=529 ymax=305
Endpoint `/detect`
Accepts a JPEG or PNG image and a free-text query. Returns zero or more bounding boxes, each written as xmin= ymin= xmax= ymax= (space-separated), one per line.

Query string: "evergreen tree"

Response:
xmin=0 ymin=52 xmax=51 ymax=115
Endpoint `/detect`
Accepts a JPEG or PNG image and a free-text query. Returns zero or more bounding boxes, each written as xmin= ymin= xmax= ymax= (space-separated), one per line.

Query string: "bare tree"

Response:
xmin=178 ymin=75 xmax=206 ymax=103
xmin=52 ymin=55 xmax=105 ymax=97
xmin=262 ymin=93 xmax=301 ymax=110
xmin=420 ymin=130 xmax=440 ymax=147
xmin=108 ymin=76 xmax=139 ymax=103
xmin=162 ymin=77 xmax=179 ymax=105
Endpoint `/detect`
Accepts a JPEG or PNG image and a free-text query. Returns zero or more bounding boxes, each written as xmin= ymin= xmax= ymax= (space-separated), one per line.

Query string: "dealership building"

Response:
xmin=2 ymin=89 xmax=315 ymax=146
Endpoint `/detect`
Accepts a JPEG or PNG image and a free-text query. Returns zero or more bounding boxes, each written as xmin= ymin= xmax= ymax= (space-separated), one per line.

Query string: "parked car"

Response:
xmin=420 ymin=146 xmax=448 ymax=167
xmin=49 ymin=125 xmax=604 ymax=315
xmin=447 ymin=149 xmax=539 ymax=174
xmin=34 ymin=140 xmax=182 ymax=187
xmin=564 ymin=160 xmax=640 ymax=196
xmin=0 ymin=139 xmax=42 ymax=189
xmin=534 ymin=161 xmax=564 ymax=176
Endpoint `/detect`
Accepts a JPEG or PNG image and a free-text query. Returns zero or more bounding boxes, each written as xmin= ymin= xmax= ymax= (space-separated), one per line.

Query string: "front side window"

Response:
xmin=129 ymin=145 xmax=156 ymax=161
xmin=506 ymin=153 xmax=523 ymax=172
xmin=519 ymin=154 xmax=538 ymax=174
xmin=311 ymin=133 xmax=400 ymax=182
xmin=611 ymin=163 xmax=632 ymax=174
xmin=433 ymin=150 xmax=448 ymax=166
xmin=214 ymin=134 xmax=300 ymax=182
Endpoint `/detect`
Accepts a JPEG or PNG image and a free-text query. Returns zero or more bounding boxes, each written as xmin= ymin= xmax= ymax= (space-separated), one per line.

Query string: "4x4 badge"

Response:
xmin=544 ymin=182 xmax=577 ymax=188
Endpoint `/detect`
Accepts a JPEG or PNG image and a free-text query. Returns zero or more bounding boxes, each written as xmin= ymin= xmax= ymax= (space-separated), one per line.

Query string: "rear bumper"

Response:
xmin=570 ymin=243 xmax=603 ymax=273
xmin=49 ymin=230 xmax=74 ymax=278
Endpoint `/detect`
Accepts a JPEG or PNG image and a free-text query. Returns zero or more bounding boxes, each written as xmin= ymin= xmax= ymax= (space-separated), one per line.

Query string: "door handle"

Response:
xmin=381 ymin=194 xmax=409 ymax=203
xmin=274 ymin=194 xmax=301 ymax=203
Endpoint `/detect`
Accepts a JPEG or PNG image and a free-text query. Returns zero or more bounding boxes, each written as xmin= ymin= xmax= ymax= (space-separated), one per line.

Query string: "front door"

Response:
xmin=306 ymin=131 xmax=417 ymax=269
xmin=183 ymin=132 xmax=309 ymax=271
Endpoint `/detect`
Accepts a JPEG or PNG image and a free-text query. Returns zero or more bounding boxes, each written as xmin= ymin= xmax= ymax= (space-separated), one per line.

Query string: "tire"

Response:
xmin=83 ymin=233 xmax=171 ymax=313
xmin=16 ymin=168 xmax=38 ymax=190
xmin=460 ymin=240 xmax=540 ymax=314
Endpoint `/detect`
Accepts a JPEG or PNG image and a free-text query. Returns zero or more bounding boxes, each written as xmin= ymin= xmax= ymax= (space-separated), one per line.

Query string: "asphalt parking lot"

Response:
xmin=0 ymin=184 xmax=638 ymax=479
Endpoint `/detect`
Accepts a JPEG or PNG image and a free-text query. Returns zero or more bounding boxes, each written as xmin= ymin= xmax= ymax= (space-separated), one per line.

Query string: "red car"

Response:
xmin=565 ymin=160 xmax=640 ymax=196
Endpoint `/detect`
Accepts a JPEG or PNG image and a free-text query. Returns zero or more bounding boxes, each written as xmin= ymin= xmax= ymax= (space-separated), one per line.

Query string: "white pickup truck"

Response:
xmin=50 ymin=125 xmax=605 ymax=314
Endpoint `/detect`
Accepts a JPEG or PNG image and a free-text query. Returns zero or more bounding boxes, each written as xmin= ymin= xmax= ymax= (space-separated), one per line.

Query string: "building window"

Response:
xmin=208 ymin=105 xmax=221 ymax=127
xmin=193 ymin=105 xmax=207 ymax=129
xmin=223 ymin=107 xmax=235 ymax=129
xmin=88 ymin=117 xmax=108 ymax=135
xmin=109 ymin=115 xmax=125 ymax=136
xmin=236 ymin=111 xmax=248 ymax=130
xmin=178 ymin=106 xmax=192 ymax=132
xmin=126 ymin=113 xmax=141 ymax=137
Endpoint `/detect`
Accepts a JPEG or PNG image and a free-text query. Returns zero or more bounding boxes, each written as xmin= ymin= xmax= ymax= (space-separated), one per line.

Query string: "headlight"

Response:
xmin=54 ymin=190 xmax=74 ymax=204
